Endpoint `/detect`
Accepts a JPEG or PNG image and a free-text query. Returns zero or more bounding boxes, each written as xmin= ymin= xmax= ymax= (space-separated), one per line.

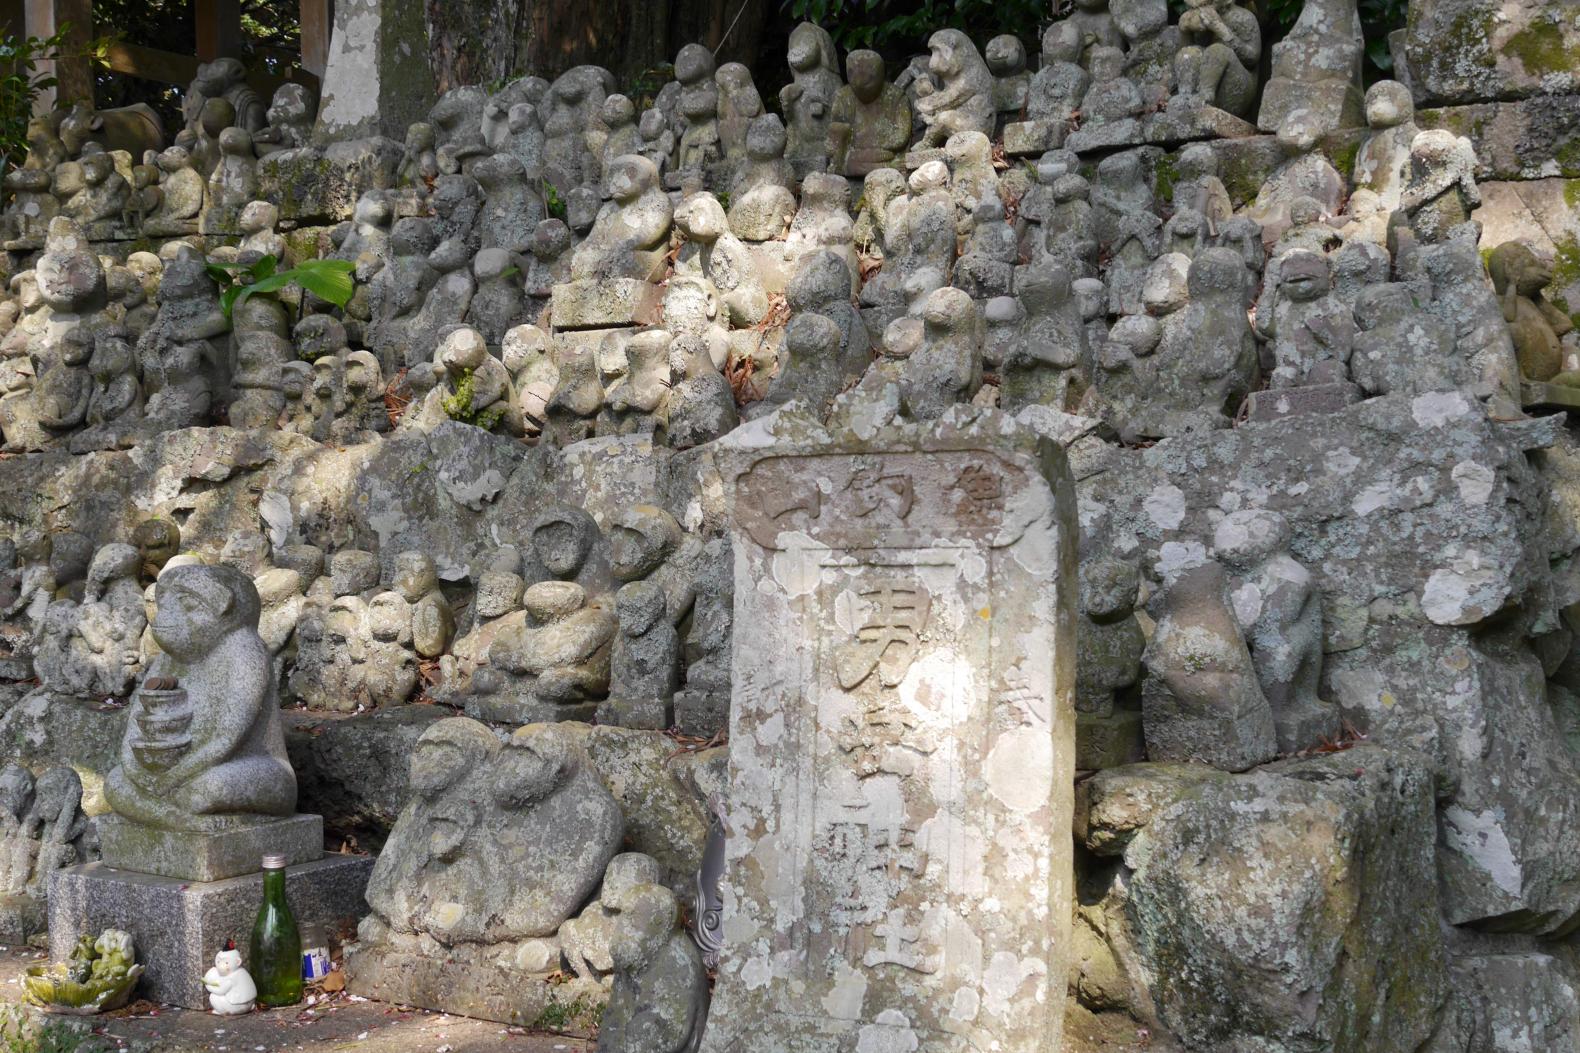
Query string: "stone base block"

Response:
xmin=1274 ymin=699 xmax=1342 ymax=754
xmin=1420 ymin=96 xmax=1580 ymax=180
xmin=1141 ymin=680 xmax=1278 ymax=772
xmin=1003 ymin=120 xmax=1065 ymax=156
xmin=1067 ymin=119 xmax=1145 ymax=154
xmin=1258 ymin=79 xmax=1364 ymax=137
xmin=595 ymin=697 xmax=668 ymax=730
xmin=1077 ymin=709 xmax=1146 ymax=771
xmin=1522 ymin=380 xmax=1580 ymax=412
xmin=463 ymin=695 xmax=599 ymax=726
xmin=1246 ymin=383 xmax=1363 ymax=422
xmin=0 ymin=892 xmax=46 ymax=946
xmin=345 ymin=942 xmax=604 ymax=1029
xmin=49 ymin=856 xmax=373 ymax=1009
xmin=674 ymin=686 xmax=728 ymax=739
xmin=257 ymin=137 xmax=404 ymax=225
xmin=1145 ymin=105 xmax=1258 ymax=146
xmin=98 ymin=814 xmax=324 ymax=882
xmin=903 ymin=146 xmax=946 ymax=170
xmin=550 ymin=278 xmax=663 ymax=330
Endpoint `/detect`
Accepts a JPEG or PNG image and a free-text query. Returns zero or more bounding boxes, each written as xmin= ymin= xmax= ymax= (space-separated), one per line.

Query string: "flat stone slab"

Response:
xmin=1246 ymin=383 xmax=1363 ymax=422
xmin=550 ymin=278 xmax=662 ymax=330
xmin=345 ymin=943 xmax=605 ymax=1029
xmin=1522 ymin=380 xmax=1580 ymax=412
xmin=98 ymin=814 xmax=325 ymax=882
xmin=1144 ymin=105 xmax=1259 ymax=146
xmin=49 ymin=855 xmax=373 ymax=1009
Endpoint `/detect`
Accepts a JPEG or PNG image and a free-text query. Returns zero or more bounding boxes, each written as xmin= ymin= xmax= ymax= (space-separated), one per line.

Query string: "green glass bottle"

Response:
xmin=249 ymin=854 xmax=303 ymax=1008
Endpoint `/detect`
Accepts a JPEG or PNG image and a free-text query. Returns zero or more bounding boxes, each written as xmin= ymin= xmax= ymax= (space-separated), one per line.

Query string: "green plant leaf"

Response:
xmin=289 ymin=259 xmax=356 ymax=307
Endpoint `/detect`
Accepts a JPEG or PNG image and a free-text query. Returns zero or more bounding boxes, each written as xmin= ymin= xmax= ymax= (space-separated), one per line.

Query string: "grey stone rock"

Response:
xmin=1404 ymin=0 xmax=1580 ymax=105
xmin=96 ymin=812 xmax=322 ymax=882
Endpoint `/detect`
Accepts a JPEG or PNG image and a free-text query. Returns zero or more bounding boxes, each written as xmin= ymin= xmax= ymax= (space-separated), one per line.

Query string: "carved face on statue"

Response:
xmin=529 ymin=505 xmax=599 ymax=579
xmin=847 ymin=50 xmax=886 ymax=105
xmin=608 ymin=506 xmax=681 ymax=583
xmin=928 ymin=30 xmax=971 ymax=80
xmin=493 ymin=724 xmax=574 ymax=809
xmin=150 ymin=564 xmax=260 ymax=662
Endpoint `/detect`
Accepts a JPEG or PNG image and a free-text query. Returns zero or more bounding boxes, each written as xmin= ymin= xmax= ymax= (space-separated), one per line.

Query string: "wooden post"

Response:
xmin=24 ymin=0 xmax=94 ymax=111
xmin=194 ymin=0 xmax=242 ymax=61
xmin=298 ymin=0 xmax=330 ymax=77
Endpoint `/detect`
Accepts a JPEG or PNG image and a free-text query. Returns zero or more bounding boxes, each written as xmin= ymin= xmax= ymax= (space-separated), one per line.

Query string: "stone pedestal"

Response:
xmin=98 ymin=814 xmax=325 ymax=882
xmin=1246 ymin=382 xmax=1363 ymax=422
xmin=344 ymin=941 xmax=603 ymax=1029
xmin=701 ymin=407 xmax=1077 ymax=1052
xmin=1003 ymin=119 xmax=1064 ymax=157
xmin=49 ymin=856 xmax=373 ymax=1009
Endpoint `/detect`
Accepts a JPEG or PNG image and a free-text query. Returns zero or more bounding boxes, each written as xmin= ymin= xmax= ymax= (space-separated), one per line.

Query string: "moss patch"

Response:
xmin=1506 ymin=19 xmax=1580 ymax=76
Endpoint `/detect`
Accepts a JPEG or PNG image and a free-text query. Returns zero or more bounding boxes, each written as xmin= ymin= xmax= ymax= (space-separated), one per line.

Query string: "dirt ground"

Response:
xmin=0 ymin=946 xmax=1166 ymax=1053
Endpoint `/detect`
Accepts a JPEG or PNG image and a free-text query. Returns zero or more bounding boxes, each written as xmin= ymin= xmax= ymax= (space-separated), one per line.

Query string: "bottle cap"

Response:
xmin=261 ymin=854 xmax=287 ymax=869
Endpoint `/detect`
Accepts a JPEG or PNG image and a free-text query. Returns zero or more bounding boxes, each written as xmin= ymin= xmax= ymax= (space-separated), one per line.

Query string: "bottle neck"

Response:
xmin=261 ymin=866 xmax=287 ymax=904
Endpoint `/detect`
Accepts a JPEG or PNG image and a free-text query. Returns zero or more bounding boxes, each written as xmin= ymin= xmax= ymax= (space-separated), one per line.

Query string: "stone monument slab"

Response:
xmin=98 ymin=813 xmax=325 ymax=882
xmin=701 ymin=406 xmax=1077 ymax=1052
xmin=49 ymin=856 xmax=373 ymax=1009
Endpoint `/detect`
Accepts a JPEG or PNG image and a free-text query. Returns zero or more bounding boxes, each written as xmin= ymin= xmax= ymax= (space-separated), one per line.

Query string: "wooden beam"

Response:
xmin=194 ymin=0 xmax=242 ymax=61
xmin=298 ymin=0 xmax=330 ymax=78
xmin=106 ymin=40 xmax=318 ymax=100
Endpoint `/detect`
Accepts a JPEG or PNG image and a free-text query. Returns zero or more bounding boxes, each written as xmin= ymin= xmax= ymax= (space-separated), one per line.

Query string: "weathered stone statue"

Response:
xmin=674 ymin=192 xmax=768 ymax=328
xmin=1253 ymin=249 xmax=1355 ymax=389
xmin=673 ymin=45 xmax=721 ymax=178
xmin=1172 ymin=0 xmax=1261 ymax=119
xmin=1067 ymin=46 xmax=1146 ymax=151
xmin=253 ymin=83 xmax=314 ymax=158
xmin=349 ymin=720 xmax=623 ymax=1021
xmin=597 ymin=579 xmax=681 ymax=730
xmin=900 ymin=286 xmax=983 ymax=421
xmin=1012 ymin=22 xmax=1089 ymax=155
xmin=727 ymin=114 xmax=795 ymax=241
xmin=1142 ymin=559 xmax=1279 ymax=770
xmin=468 ymin=581 xmax=616 ymax=723
xmin=1214 ymin=509 xmax=1338 ymax=751
xmin=1257 ymin=0 xmax=1363 ymax=136
xmin=598 ymin=873 xmax=710 ymax=1053
xmin=1399 ymin=129 xmax=1481 ymax=247
xmin=104 ymin=564 xmax=296 ymax=832
xmin=1075 ymin=557 xmax=1145 ymax=769
xmin=714 ymin=63 xmax=763 ymax=174
xmin=829 ymin=50 xmax=912 ymax=177
xmin=914 ymin=29 xmax=995 ymax=146
xmin=1487 ymin=241 xmax=1575 ymax=383
xmin=1352 ymin=80 xmax=1418 ymax=212
xmin=779 ymin=22 xmax=842 ymax=176
xmin=570 ymin=154 xmax=672 ymax=283
xmin=999 ymin=262 xmax=1090 ymax=413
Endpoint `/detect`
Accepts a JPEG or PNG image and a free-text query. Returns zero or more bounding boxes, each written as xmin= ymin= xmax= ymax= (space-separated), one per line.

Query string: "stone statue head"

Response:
xmin=674 ymin=43 xmax=716 ymax=85
xmin=1109 ymin=313 xmax=1163 ymax=358
xmin=1214 ymin=509 xmax=1292 ymax=569
xmin=410 ymin=717 xmax=500 ymax=800
xmin=674 ymin=193 xmax=728 ymax=244
xmin=1019 ymin=261 xmax=1072 ymax=314
xmin=530 ymin=505 xmax=600 ymax=579
xmin=1488 ymin=241 xmax=1553 ymax=299
xmin=1287 ymin=196 xmax=1325 ymax=228
xmin=1042 ymin=21 xmax=1084 ymax=65
xmin=1177 ymin=143 xmax=1218 ymax=181
xmin=0 ymin=764 xmax=34 ymax=820
xmin=606 ymin=154 xmax=658 ymax=205
xmin=745 ymin=113 xmax=787 ymax=160
xmin=1081 ymin=558 xmax=1139 ymax=623
xmin=393 ymin=551 xmax=439 ymax=603
xmin=608 ymin=883 xmax=679 ymax=971
xmin=344 ymin=350 xmax=382 ymax=396
xmin=1275 ymin=109 xmax=1322 ymax=153
xmin=238 ymin=200 xmax=278 ymax=235
xmin=367 ymin=591 xmax=411 ymax=644
xmin=909 ymin=159 xmax=949 ymax=194
xmin=150 ymin=563 xmax=261 ymax=661
xmin=608 ymin=506 xmax=681 ymax=583
xmin=199 ymin=97 xmax=236 ymax=139
xmin=439 ymin=326 xmax=488 ymax=376
xmin=1364 ymin=80 xmax=1412 ymax=130
xmin=267 ymin=83 xmax=313 ymax=128
xmin=85 ymin=543 xmax=139 ymax=601
xmin=985 ymin=35 xmax=1026 ymax=76
xmin=1186 ymin=247 xmax=1245 ymax=302
xmin=716 ymin=63 xmax=762 ymax=114
xmin=1143 ymin=253 xmax=1191 ymax=315
xmin=600 ymin=93 xmax=636 ymax=130
xmin=293 ymin=314 xmax=347 ymax=362
xmin=927 ymin=29 xmax=979 ymax=82
xmin=494 ymin=723 xmax=580 ymax=809
xmin=29 ymin=764 xmax=82 ymax=827
xmin=390 ymin=216 xmax=438 ymax=258
xmin=1052 ymin=173 xmax=1090 ymax=204
xmin=132 ymin=519 xmax=181 ymax=581
xmin=846 ymin=50 xmax=887 ymax=105
xmin=787 ymin=22 xmax=837 ymax=75
xmin=1089 ymin=45 xmax=1126 ymax=82
xmin=1279 ymin=250 xmax=1332 ymax=302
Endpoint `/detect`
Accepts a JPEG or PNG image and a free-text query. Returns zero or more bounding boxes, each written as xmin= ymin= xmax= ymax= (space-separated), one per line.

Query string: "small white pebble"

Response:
xmin=357 ymin=1032 xmax=369 ymax=1041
